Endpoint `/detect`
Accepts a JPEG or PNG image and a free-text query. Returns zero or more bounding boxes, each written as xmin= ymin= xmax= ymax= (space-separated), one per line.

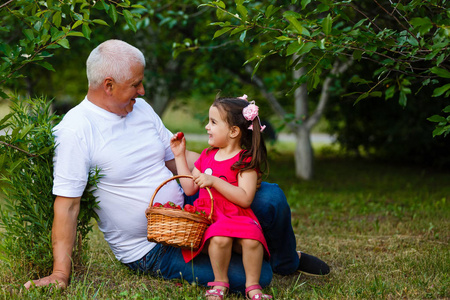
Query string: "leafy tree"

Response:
xmin=0 ymin=0 xmax=144 ymax=276
xmin=0 ymin=0 xmax=144 ymax=99
xmin=187 ymin=0 xmax=449 ymax=179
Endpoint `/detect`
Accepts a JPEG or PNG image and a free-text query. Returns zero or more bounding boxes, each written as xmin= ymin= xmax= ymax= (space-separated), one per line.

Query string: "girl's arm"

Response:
xmin=193 ymin=169 xmax=257 ymax=208
xmin=170 ymin=134 xmax=199 ymax=196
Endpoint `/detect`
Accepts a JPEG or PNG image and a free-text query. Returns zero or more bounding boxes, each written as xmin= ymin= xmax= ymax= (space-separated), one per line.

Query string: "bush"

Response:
xmin=0 ymin=96 xmax=99 ymax=277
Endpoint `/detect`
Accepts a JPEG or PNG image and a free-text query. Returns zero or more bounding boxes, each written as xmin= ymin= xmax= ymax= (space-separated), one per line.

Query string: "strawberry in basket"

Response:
xmin=184 ymin=204 xmax=196 ymax=213
xmin=162 ymin=201 xmax=182 ymax=210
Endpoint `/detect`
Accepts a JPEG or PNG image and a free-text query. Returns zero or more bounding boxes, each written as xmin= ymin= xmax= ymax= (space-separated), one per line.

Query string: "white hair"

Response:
xmin=86 ymin=39 xmax=145 ymax=88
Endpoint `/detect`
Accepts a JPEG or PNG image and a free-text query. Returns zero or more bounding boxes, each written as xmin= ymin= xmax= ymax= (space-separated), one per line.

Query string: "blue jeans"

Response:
xmin=125 ymin=182 xmax=297 ymax=293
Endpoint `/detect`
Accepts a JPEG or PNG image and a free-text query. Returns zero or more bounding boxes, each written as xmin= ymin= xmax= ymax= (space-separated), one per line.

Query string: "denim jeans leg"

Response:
xmin=251 ymin=182 xmax=299 ymax=275
xmin=124 ymin=243 xmax=165 ymax=276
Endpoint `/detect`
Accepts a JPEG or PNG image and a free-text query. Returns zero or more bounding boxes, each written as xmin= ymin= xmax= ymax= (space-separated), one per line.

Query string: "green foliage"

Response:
xmin=0 ymin=97 xmax=58 ymax=275
xmin=199 ymin=0 xmax=449 ymax=130
xmin=0 ymin=96 xmax=100 ymax=276
xmin=325 ymin=82 xmax=450 ymax=167
xmin=0 ymin=0 xmax=145 ymax=99
xmin=428 ymin=105 xmax=450 ymax=137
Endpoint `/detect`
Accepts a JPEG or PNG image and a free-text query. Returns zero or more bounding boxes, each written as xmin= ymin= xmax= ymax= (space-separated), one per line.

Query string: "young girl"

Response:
xmin=170 ymin=95 xmax=272 ymax=300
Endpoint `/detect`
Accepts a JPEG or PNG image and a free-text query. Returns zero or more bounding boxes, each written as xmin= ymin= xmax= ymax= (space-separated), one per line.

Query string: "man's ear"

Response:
xmin=103 ymin=77 xmax=114 ymax=95
xmin=230 ymin=125 xmax=241 ymax=139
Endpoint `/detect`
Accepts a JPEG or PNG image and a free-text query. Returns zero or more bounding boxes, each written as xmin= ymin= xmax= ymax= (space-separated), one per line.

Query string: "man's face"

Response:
xmin=108 ymin=63 xmax=145 ymax=117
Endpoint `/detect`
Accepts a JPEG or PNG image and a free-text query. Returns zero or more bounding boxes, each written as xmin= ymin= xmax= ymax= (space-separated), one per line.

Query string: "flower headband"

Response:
xmin=239 ymin=94 xmax=266 ymax=132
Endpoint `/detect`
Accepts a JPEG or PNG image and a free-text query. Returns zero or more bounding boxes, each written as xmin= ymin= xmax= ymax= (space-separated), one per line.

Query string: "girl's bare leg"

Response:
xmin=207 ymin=236 xmax=233 ymax=299
xmin=238 ymin=238 xmax=265 ymax=298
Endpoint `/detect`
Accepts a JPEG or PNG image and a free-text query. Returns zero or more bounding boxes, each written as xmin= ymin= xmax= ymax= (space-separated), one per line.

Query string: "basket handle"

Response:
xmin=148 ymin=175 xmax=214 ymax=221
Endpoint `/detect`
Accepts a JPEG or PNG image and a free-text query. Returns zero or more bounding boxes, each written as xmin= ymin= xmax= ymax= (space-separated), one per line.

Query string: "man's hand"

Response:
xmin=24 ymin=273 xmax=68 ymax=290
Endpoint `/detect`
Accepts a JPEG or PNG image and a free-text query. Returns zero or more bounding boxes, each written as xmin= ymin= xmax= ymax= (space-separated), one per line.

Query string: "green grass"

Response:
xmin=1 ymin=141 xmax=449 ymax=299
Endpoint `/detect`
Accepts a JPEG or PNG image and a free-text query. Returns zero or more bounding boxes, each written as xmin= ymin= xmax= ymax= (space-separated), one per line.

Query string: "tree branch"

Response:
xmin=0 ymin=140 xmax=38 ymax=157
xmin=305 ymin=59 xmax=353 ymax=129
xmin=0 ymin=0 xmax=14 ymax=10
xmin=243 ymin=65 xmax=289 ymax=120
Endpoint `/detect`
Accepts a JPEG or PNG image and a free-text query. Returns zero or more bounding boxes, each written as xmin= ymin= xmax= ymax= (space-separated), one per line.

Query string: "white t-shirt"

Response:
xmin=52 ymin=97 xmax=184 ymax=263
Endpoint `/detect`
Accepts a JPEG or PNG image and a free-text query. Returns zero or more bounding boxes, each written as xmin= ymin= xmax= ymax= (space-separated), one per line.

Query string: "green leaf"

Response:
xmin=286 ymin=41 xmax=302 ymax=56
xmin=252 ymin=59 xmax=262 ymax=77
xmin=131 ymin=4 xmax=146 ymax=9
xmin=301 ymin=0 xmax=311 ymax=9
xmin=354 ymin=92 xmax=369 ymax=105
xmin=283 ymin=11 xmax=304 ymax=34
xmin=432 ymin=83 xmax=450 ymax=97
xmin=350 ymin=75 xmax=371 ymax=85
xmin=67 ymin=31 xmax=84 ymax=37
xmin=236 ymin=4 xmax=248 ymax=22
xmin=432 ymin=126 xmax=449 ymax=137
xmin=399 ymin=91 xmax=407 ymax=106
xmin=322 ymin=14 xmax=332 ymax=35
xmin=123 ymin=10 xmax=137 ymax=32
xmin=213 ymin=27 xmax=233 ymax=39
xmin=52 ymin=11 xmax=62 ymax=28
xmin=370 ymin=91 xmax=382 ymax=98
xmin=296 ymin=42 xmax=315 ymax=56
xmin=230 ymin=27 xmax=246 ymax=36
xmin=82 ymin=23 xmax=91 ymax=40
xmin=430 ymin=67 xmax=450 ymax=79
xmin=216 ymin=1 xmax=226 ymax=9
xmin=352 ymin=49 xmax=363 ymax=61
xmin=276 ymin=36 xmax=296 ymax=41
xmin=427 ymin=115 xmax=446 ymax=123
xmin=109 ymin=4 xmax=118 ymax=23
xmin=443 ymin=105 xmax=450 ymax=113
xmin=57 ymin=38 xmax=70 ymax=49
xmin=385 ymin=85 xmax=396 ymax=100
xmin=72 ymin=20 xmax=83 ymax=30
xmin=35 ymin=61 xmax=55 ymax=72
xmin=239 ymin=30 xmax=247 ymax=43
xmin=92 ymin=19 xmax=109 ymax=26
xmin=23 ymin=29 xmax=34 ymax=41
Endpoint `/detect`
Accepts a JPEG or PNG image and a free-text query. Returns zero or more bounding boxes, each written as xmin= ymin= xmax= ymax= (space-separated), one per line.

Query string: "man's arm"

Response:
xmin=24 ymin=196 xmax=81 ymax=289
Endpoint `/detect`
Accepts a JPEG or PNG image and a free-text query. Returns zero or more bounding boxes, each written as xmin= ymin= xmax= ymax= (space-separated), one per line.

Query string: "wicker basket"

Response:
xmin=146 ymin=175 xmax=213 ymax=250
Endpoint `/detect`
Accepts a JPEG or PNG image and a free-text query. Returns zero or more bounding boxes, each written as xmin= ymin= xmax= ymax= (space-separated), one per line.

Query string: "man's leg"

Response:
xmin=252 ymin=182 xmax=330 ymax=276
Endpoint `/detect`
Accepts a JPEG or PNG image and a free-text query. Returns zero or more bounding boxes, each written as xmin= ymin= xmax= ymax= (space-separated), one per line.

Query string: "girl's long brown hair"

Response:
xmin=211 ymin=97 xmax=268 ymax=175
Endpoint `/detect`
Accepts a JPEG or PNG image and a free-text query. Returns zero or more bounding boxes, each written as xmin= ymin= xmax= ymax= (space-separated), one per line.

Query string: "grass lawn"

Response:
xmin=1 ymin=140 xmax=448 ymax=299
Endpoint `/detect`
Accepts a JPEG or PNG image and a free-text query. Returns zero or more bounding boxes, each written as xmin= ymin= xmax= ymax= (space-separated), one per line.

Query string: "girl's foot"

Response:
xmin=205 ymin=281 xmax=229 ymax=299
xmin=245 ymin=284 xmax=272 ymax=299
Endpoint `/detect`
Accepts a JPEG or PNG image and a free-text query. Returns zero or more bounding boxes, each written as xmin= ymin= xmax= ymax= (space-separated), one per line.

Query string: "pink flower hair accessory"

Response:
xmin=242 ymin=100 xmax=266 ymax=132
xmin=238 ymin=94 xmax=248 ymax=100
xmin=243 ymin=101 xmax=259 ymax=121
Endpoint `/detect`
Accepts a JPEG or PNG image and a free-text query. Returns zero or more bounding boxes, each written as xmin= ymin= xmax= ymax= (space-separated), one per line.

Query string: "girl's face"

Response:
xmin=205 ymin=105 xmax=231 ymax=147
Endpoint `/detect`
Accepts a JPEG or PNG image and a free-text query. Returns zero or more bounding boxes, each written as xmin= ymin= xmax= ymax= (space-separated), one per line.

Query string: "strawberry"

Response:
xmin=175 ymin=205 xmax=182 ymax=210
xmin=184 ymin=204 xmax=196 ymax=213
xmin=163 ymin=202 xmax=174 ymax=208
xmin=153 ymin=202 xmax=163 ymax=207
xmin=176 ymin=132 xmax=184 ymax=139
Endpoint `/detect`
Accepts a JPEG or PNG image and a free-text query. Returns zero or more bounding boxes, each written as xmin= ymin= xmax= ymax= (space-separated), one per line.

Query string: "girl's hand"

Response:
xmin=170 ymin=132 xmax=186 ymax=157
xmin=193 ymin=173 xmax=215 ymax=188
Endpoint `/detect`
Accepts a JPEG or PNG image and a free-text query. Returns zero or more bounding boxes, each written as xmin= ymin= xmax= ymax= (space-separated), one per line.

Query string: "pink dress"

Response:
xmin=182 ymin=148 xmax=270 ymax=263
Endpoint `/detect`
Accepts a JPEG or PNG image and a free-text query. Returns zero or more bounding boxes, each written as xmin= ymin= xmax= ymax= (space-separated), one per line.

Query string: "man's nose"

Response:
xmin=138 ymin=83 xmax=145 ymax=96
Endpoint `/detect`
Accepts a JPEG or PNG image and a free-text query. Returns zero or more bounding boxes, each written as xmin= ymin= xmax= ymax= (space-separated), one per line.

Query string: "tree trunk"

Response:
xmin=295 ymin=125 xmax=314 ymax=179
xmin=293 ymin=63 xmax=314 ymax=180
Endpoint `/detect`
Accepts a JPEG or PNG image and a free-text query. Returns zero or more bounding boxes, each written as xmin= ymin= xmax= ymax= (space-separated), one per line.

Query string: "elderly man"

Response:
xmin=24 ymin=39 xmax=329 ymax=293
